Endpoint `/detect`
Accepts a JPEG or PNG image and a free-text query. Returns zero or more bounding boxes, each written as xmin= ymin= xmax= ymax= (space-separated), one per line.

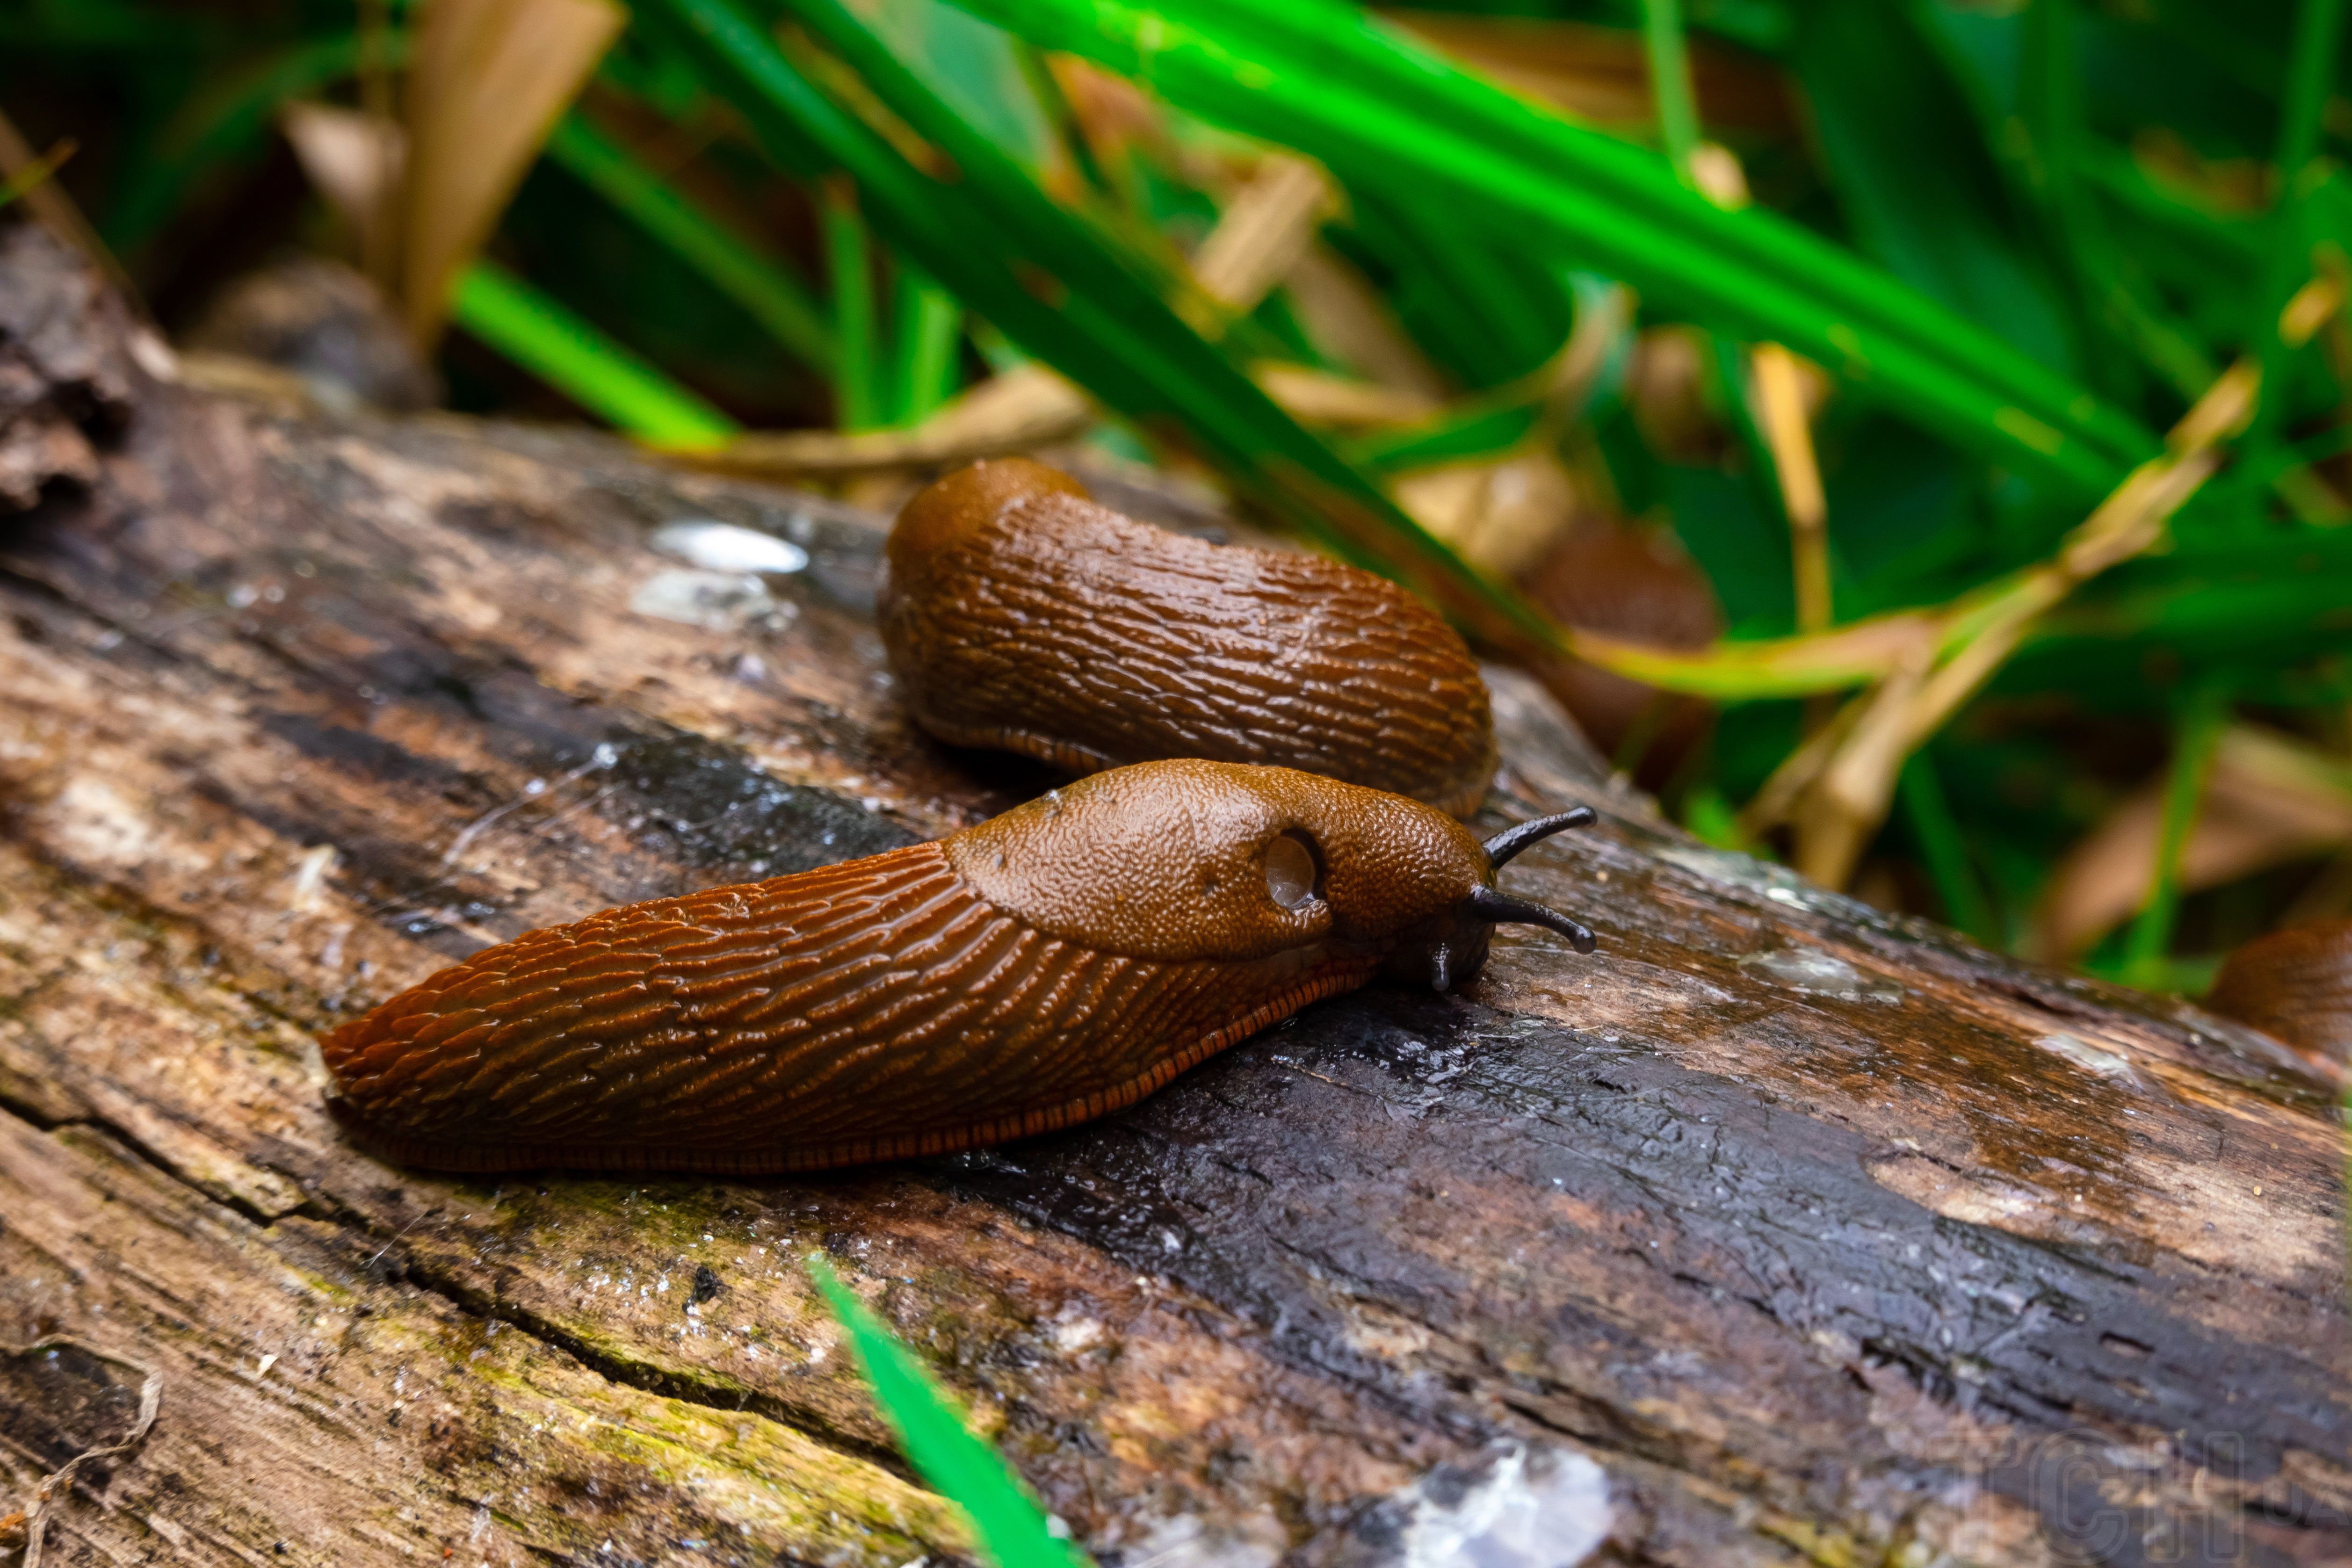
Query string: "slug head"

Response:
xmin=887 ymin=456 xmax=1087 ymax=588
xmin=943 ymin=761 xmax=1596 ymax=987
xmin=1390 ymin=807 xmax=1599 ymax=992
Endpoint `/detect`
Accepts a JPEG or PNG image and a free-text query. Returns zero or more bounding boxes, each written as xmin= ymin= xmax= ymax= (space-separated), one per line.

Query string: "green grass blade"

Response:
xmin=544 ymin=111 xmax=835 ymax=372
xmin=946 ymin=0 xmax=2159 ymax=495
xmin=2249 ymin=0 xmax=2349 ymax=455
xmin=2017 ymin=0 xmax=2139 ymax=399
xmin=1340 ymin=189 xmax=1569 ymax=390
xmin=638 ymin=0 xmax=1557 ymax=648
xmin=104 ymin=31 xmax=405 ymax=252
xmin=890 ymin=266 xmax=965 ymax=423
xmin=1898 ymin=751 xmax=2000 ymax=947
xmin=1640 ymin=0 xmax=1700 ymax=178
xmin=0 ymin=0 xmax=203 ymax=48
xmin=0 ymin=136 xmax=74 ymax=210
xmin=1680 ymin=785 xmax=1758 ymax=854
xmin=2073 ymin=145 xmax=2262 ymax=267
xmin=1013 ymin=36 xmax=1111 ymax=197
xmin=823 ymin=180 xmax=883 ymax=429
xmin=781 ymin=0 xmax=1548 ymax=621
xmin=1345 ymin=400 xmax=1541 ymax=473
xmin=1799 ymin=0 xmax=2084 ymax=388
xmin=862 ymin=0 xmax=1058 ymax=174
xmin=2120 ymin=678 xmax=2232 ymax=982
xmin=449 ymin=260 xmax=741 ymax=445
xmin=1194 ymin=0 xmax=2119 ymax=415
xmin=807 ymin=1256 xmax=1089 ymax=1568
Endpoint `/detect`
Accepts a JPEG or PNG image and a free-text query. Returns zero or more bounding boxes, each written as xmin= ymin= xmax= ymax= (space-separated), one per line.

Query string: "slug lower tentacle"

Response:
xmin=322 ymin=762 xmax=1597 ymax=1173
xmin=879 ymin=458 xmax=1499 ymax=817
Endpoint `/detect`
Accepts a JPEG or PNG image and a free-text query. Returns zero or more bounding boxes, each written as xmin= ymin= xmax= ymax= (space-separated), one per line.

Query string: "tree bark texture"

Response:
xmin=0 ymin=221 xmax=2345 ymax=1568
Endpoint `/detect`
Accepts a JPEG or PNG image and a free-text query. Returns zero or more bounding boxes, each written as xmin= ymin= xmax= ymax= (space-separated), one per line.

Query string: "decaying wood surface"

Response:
xmin=0 ymin=219 xmax=2346 ymax=1568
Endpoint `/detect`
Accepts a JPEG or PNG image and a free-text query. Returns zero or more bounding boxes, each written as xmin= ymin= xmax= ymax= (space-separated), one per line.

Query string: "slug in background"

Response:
xmin=322 ymin=760 xmax=1596 ymax=1174
xmin=2203 ymin=916 xmax=2352 ymax=1073
xmin=879 ymin=458 xmax=1499 ymax=817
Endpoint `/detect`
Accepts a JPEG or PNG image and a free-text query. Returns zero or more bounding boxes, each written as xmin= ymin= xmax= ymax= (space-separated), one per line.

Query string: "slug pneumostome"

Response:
xmin=879 ymin=458 xmax=1500 ymax=817
xmin=323 ymin=761 xmax=1595 ymax=1173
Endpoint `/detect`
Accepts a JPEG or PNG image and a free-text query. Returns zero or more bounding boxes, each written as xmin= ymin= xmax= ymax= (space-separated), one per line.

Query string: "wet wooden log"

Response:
xmin=0 ymin=220 xmax=2345 ymax=1568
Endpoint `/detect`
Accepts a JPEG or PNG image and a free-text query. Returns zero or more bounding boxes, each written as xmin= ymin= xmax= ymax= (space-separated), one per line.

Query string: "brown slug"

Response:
xmin=2204 ymin=916 xmax=2352 ymax=1070
xmin=878 ymin=458 xmax=1500 ymax=817
xmin=322 ymin=761 xmax=1595 ymax=1173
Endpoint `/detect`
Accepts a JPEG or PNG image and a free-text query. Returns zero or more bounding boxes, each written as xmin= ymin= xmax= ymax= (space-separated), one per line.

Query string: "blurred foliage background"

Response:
xmin=7 ymin=0 xmax=2352 ymax=994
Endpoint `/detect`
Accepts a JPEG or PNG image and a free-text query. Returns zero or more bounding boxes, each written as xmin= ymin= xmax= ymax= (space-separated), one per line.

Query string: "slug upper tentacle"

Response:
xmin=1484 ymin=807 xmax=1597 ymax=870
xmin=879 ymin=458 xmax=1500 ymax=816
xmin=323 ymin=761 xmax=1598 ymax=1173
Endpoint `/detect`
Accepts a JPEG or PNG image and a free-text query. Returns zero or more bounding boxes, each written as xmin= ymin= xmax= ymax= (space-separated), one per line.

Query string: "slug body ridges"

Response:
xmin=880 ymin=459 xmax=1499 ymax=817
xmin=323 ymin=762 xmax=1597 ymax=1174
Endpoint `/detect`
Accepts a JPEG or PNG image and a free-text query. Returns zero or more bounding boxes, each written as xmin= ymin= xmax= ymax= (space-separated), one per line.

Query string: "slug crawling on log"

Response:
xmin=880 ymin=458 xmax=1500 ymax=817
xmin=323 ymin=761 xmax=1595 ymax=1174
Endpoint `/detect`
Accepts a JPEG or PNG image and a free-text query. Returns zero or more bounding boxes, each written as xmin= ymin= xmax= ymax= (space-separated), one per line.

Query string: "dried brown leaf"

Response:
xmin=1284 ymin=246 xmax=1450 ymax=400
xmin=1384 ymin=10 xmax=1796 ymax=136
xmin=1189 ymin=154 xmax=1335 ymax=318
xmin=280 ymin=102 xmax=405 ymax=280
xmin=1749 ymin=341 xmax=1829 ymax=631
xmin=1394 ymin=449 xmax=1577 ymax=581
xmin=401 ymin=0 xmax=625 ymax=342
xmin=679 ymin=363 xmax=1091 ymax=476
xmin=2033 ymin=726 xmax=2352 ymax=960
xmin=1252 ymin=363 xmax=1438 ymax=427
